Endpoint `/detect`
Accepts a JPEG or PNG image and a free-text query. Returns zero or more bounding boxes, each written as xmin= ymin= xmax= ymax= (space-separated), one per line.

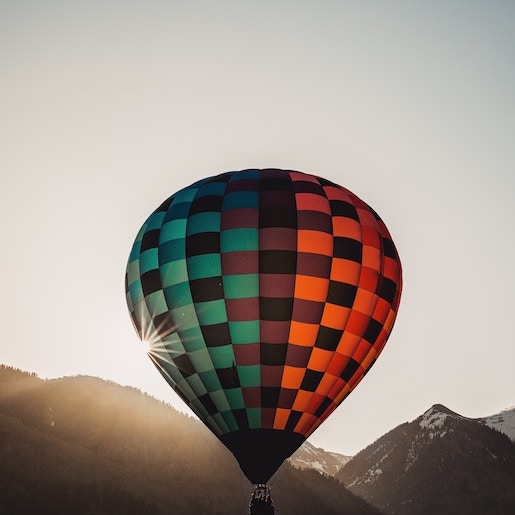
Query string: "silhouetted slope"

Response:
xmin=338 ymin=404 xmax=515 ymax=515
xmin=0 ymin=365 xmax=380 ymax=515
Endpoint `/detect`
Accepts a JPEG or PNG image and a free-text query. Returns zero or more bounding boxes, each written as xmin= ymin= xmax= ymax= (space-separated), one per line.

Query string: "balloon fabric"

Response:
xmin=125 ymin=169 xmax=402 ymax=484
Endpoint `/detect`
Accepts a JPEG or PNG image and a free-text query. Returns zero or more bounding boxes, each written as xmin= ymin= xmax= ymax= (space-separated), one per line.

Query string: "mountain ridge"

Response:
xmin=0 ymin=364 xmax=379 ymax=515
xmin=338 ymin=403 xmax=515 ymax=514
xmin=3 ymin=365 xmax=515 ymax=514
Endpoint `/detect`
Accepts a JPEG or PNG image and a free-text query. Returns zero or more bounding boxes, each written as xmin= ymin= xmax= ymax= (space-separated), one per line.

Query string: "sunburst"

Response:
xmin=133 ymin=302 xmax=182 ymax=368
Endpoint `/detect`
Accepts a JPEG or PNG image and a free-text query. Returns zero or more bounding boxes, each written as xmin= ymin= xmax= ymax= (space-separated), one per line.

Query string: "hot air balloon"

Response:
xmin=125 ymin=169 xmax=402 ymax=509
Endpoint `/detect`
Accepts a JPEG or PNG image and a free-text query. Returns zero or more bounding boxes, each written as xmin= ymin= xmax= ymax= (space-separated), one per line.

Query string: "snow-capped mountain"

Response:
xmin=481 ymin=406 xmax=515 ymax=442
xmin=288 ymin=440 xmax=351 ymax=476
xmin=289 ymin=404 xmax=515 ymax=483
xmin=338 ymin=404 xmax=515 ymax=515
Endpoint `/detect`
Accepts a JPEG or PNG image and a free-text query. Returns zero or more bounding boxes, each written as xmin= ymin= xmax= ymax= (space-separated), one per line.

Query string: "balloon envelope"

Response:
xmin=125 ymin=169 xmax=402 ymax=483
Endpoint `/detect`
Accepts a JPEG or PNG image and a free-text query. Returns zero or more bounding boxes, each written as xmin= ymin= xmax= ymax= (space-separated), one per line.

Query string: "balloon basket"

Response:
xmin=249 ymin=484 xmax=274 ymax=515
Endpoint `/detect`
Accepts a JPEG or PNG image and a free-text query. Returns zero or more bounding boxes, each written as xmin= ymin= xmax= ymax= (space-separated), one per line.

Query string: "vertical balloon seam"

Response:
xmin=271 ymin=171 xmax=299 ymax=431
xmin=274 ymin=171 xmax=298 ymax=431
xmin=296 ymin=185 xmax=343 ymax=438
xmin=125 ymin=223 xmax=143 ymax=335
xmin=345 ymin=197 xmax=385 ymax=381
xmin=126 ymin=225 xmax=149 ymax=351
xmin=285 ymin=173 xmax=327 ymax=431
xmin=313 ymin=197 xmax=387 ymax=431
xmin=218 ymin=171 xmax=254 ymax=433
xmin=365 ymin=218 xmax=402 ymax=362
xmin=208 ymin=174 xmax=242 ymax=434
xmin=367 ymin=219 xmax=403 ymax=359
xmin=287 ymin=180 xmax=331 ymax=436
xmin=358 ymin=221 xmax=401 ymax=368
xmin=281 ymin=172 xmax=332 ymax=436
xmin=136 ymin=211 xmax=166 ymax=346
xmin=326 ymin=196 xmax=393 ymax=416
xmin=127 ymin=224 xmax=149 ymax=350
xmin=161 ymin=184 xmax=226 ymax=436
xmin=220 ymin=170 xmax=261 ymax=432
xmin=130 ymin=209 xmax=195 ymax=408
xmin=264 ymin=169 xmax=303 ymax=432
xmin=260 ymin=168 xmax=276 ymax=431
xmin=180 ymin=178 xmax=222 ymax=433
xmin=311 ymin=178 xmax=354 ymax=424
xmin=256 ymin=170 xmax=265 ymax=431
xmin=147 ymin=194 xmax=214 ymax=424
xmin=295 ymin=182 xmax=366 ymax=437
xmin=148 ymin=193 xmax=191 ymax=420
xmin=185 ymin=175 xmax=238 ymax=436
xmin=321 ymin=217 xmax=402 ymax=428
xmin=153 ymin=191 xmax=212 ymax=425
xmin=250 ymin=169 xmax=265 ymax=432
xmin=318 ymin=186 xmax=390 ymax=436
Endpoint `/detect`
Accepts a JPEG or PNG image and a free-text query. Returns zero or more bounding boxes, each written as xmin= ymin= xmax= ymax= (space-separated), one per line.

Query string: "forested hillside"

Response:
xmin=0 ymin=365 xmax=380 ymax=515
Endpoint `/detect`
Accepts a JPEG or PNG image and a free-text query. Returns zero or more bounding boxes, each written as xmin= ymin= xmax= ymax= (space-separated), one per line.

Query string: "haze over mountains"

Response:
xmin=0 ymin=365 xmax=377 ymax=515
xmin=1 ymin=364 xmax=514 ymax=514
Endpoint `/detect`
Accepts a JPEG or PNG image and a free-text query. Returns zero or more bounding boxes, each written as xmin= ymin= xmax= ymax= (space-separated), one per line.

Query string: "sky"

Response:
xmin=1 ymin=0 xmax=514 ymax=456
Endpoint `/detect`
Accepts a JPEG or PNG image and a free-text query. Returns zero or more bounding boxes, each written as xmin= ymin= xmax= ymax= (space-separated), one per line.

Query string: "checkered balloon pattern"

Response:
xmin=125 ymin=169 xmax=402 ymax=482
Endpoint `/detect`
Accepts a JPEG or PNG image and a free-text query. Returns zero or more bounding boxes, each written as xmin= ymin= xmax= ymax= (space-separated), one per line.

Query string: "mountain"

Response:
xmin=338 ymin=404 xmax=515 ymax=515
xmin=289 ymin=440 xmax=351 ymax=476
xmin=0 ymin=365 xmax=380 ymax=515
xmin=482 ymin=406 xmax=515 ymax=442
xmin=288 ymin=405 xmax=515 ymax=481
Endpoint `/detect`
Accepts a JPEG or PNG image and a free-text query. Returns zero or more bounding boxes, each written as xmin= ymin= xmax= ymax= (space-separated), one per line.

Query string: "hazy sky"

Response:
xmin=2 ymin=1 xmax=514 ymax=456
